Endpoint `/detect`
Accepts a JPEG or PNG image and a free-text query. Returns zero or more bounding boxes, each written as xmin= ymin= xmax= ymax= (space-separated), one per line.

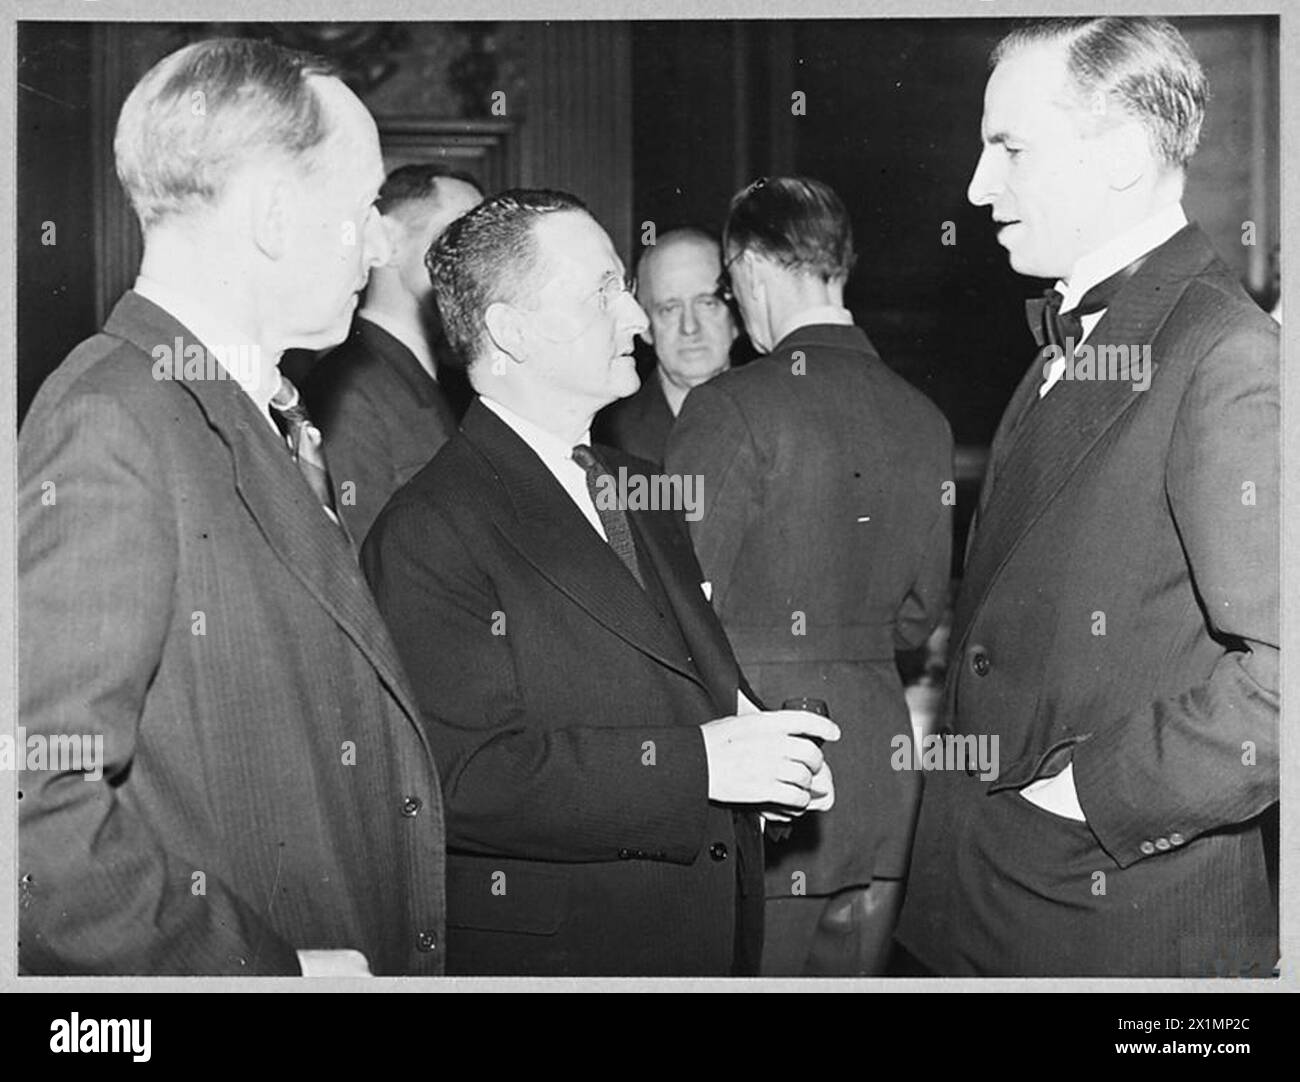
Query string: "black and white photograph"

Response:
xmin=2 ymin=0 xmax=1292 ymax=1040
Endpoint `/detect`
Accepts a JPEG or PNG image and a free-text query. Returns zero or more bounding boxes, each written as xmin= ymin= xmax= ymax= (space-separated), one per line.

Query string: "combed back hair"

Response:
xmin=635 ymin=226 xmax=721 ymax=277
xmin=991 ymin=17 xmax=1208 ymax=169
xmin=115 ymin=37 xmax=338 ymax=230
xmin=724 ymin=176 xmax=856 ymax=281
xmin=376 ymin=163 xmax=484 ymax=224
xmin=427 ymin=188 xmax=588 ymax=368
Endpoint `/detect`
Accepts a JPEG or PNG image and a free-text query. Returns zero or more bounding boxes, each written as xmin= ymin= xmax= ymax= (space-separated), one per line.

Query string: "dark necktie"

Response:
xmin=1025 ymin=253 xmax=1152 ymax=349
xmin=572 ymin=444 xmax=645 ymax=589
xmin=269 ymin=374 xmax=339 ymax=520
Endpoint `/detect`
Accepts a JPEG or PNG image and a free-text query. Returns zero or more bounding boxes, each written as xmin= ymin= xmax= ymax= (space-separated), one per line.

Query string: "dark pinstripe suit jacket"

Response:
xmin=896 ymin=224 xmax=1279 ymax=976
xmin=362 ymin=401 xmax=764 ymax=976
xmin=305 ymin=315 xmax=457 ymax=543
xmin=18 ymin=292 xmax=447 ymax=975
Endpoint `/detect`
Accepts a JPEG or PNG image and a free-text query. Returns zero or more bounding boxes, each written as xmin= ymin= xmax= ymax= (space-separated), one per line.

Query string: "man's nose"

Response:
xmin=621 ymin=293 xmax=649 ymax=336
xmin=967 ymin=145 xmax=999 ymax=208
xmin=362 ymin=206 xmax=392 ymax=270
xmin=681 ymin=303 xmax=700 ymax=336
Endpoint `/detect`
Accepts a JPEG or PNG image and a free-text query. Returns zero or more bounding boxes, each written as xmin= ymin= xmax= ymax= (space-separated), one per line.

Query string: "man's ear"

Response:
xmin=484 ymin=301 xmax=528 ymax=365
xmin=379 ymin=214 xmax=406 ymax=268
xmin=249 ymin=170 xmax=291 ymax=261
xmin=1104 ymin=120 xmax=1151 ymax=192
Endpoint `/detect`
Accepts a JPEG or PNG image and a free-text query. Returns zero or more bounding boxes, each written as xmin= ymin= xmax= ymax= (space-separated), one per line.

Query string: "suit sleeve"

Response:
xmin=664 ymin=383 xmax=761 ymax=607
xmin=19 ymin=390 xmax=300 ymax=974
xmin=1072 ymin=317 xmax=1279 ymax=868
xmin=362 ymin=499 xmax=712 ymax=865
xmin=894 ymin=414 xmax=955 ymax=651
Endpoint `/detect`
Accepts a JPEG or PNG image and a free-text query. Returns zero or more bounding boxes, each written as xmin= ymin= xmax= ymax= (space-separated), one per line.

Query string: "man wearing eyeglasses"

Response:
xmin=361 ymin=189 xmax=839 ymax=976
xmin=593 ymin=228 xmax=738 ymax=464
xmin=667 ymin=176 xmax=954 ymax=975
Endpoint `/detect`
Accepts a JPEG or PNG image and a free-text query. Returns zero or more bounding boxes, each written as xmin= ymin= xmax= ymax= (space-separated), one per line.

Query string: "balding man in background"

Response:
xmin=308 ymin=164 xmax=483 ymax=541
xmin=18 ymin=38 xmax=446 ymax=976
xmin=594 ymin=228 xmax=737 ymax=464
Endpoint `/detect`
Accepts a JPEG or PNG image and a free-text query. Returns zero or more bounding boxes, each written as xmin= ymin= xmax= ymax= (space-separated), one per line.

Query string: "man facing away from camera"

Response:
xmin=362 ymin=189 xmax=840 ymax=976
xmin=666 ymin=176 xmax=953 ymax=975
xmin=307 ymin=163 xmax=483 ymax=541
xmin=18 ymin=38 xmax=447 ymax=975
xmin=896 ymin=16 xmax=1278 ymax=976
xmin=594 ymin=227 xmax=737 ymax=463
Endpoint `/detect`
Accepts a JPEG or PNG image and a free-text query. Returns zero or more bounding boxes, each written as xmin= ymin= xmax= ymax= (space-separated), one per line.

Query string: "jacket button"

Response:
xmin=1154 ymin=837 xmax=1171 ymax=851
xmin=1169 ymin=832 xmax=1185 ymax=846
xmin=970 ymin=648 xmax=991 ymax=677
xmin=709 ymin=842 xmax=729 ymax=862
xmin=416 ymin=930 xmax=438 ymax=953
xmin=1139 ymin=840 xmax=1156 ymax=855
xmin=400 ymin=795 xmax=423 ymax=817
xmin=618 ymin=847 xmax=632 ymax=860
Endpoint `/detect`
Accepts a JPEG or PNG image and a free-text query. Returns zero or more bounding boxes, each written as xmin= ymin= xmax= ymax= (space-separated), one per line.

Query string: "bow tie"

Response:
xmin=1025 ymin=254 xmax=1151 ymax=350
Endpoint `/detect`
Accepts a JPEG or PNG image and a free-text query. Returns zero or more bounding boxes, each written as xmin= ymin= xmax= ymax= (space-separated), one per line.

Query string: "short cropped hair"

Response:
xmin=427 ymin=188 xmax=588 ymax=368
xmin=991 ymin=17 xmax=1208 ymax=169
xmin=115 ymin=37 xmax=338 ymax=230
xmin=376 ymin=163 xmax=484 ymax=224
xmin=724 ymin=176 xmax=856 ymax=281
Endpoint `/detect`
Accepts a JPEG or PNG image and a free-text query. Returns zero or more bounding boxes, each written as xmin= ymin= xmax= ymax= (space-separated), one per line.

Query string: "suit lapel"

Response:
xmin=954 ymin=225 xmax=1212 ymax=643
xmin=463 ymin=402 xmax=711 ymax=693
xmin=105 ymin=293 xmax=423 ymax=725
xmin=620 ymin=468 xmax=741 ymax=715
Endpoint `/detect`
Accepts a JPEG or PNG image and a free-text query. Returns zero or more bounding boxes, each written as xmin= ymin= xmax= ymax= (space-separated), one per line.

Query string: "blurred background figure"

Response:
xmin=307 ymin=163 xmax=483 ymax=541
xmin=667 ymin=176 xmax=953 ymax=976
xmin=594 ymin=228 xmax=738 ymax=463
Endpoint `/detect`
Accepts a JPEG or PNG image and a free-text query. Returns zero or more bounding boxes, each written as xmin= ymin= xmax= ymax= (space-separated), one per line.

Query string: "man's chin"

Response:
xmin=610 ymin=355 xmax=641 ymax=399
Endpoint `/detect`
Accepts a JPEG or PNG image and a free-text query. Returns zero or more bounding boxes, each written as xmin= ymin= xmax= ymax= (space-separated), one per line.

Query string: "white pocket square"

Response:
xmin=700 ymin=581 xmax=713 ymax=602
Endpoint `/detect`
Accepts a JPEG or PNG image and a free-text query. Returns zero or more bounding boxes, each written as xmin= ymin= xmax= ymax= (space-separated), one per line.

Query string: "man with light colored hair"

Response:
xmin=897 ymin=16 xmax=1278 ymax=976
xmin=18 ymin=37 xmax=447 ymax=976
xmin=594 ymin=228 xmax=737 ymax=463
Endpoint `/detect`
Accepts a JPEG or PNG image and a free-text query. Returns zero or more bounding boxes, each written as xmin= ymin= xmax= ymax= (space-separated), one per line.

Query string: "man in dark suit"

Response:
xmin=666 ymin=177 xmax=953 ymax=975
xmin=362 ymin=189 xmax=839 ymax=976
xmin=18 ymin=39 xmax=447 ymax=976
xmin=896 ymin=16 xmax=1278 ymax=976
xmin=306 ymin=164 xmax=483 ymax=540
xmin=594 ymin=228 xmax=737 ymax=463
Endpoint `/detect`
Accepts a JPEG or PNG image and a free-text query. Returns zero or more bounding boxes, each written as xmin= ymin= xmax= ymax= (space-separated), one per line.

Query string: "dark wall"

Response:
xmin=18 ymin=25 xmax=96 ymax=422
xmin=631 ymin=17 xmax=1279 ymax=447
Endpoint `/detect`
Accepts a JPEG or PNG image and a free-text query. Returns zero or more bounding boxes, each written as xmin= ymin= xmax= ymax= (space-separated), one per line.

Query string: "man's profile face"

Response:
xmin=396 ymin=178 xmax=483 ymax=303
xmin=967 ymin=42 xmax=1116 ymax=280
xmin=277 ymin=77 xmax=390 ymax=350
xmin=521 ymin=210 xmax=648 ymax=412
xmin=639 ymin=238 xmax=737 ymax=391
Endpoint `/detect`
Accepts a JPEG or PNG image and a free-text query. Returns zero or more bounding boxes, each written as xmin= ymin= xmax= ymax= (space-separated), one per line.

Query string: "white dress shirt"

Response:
xmin=133 ymin=275 xmax=281 ymax=432
xmin=1039 ymin=203 xmax=1187 ymax=398
xmin=480 ymin=396 xmax=608 ymax=542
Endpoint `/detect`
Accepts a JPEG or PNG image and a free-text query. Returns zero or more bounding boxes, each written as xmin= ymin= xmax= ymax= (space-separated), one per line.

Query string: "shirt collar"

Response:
xmin=1057 ymin=203 xmax=1187 ymax=313
xmin=774 ymin=304 xmax=854 ymax=343
xmin=480 ymin=395 xmax=592 ymax=467
xmin=133 ymin=274 xmax=280 ymax=426
xmin=357 ymin=307 xmax=437 ymax=381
